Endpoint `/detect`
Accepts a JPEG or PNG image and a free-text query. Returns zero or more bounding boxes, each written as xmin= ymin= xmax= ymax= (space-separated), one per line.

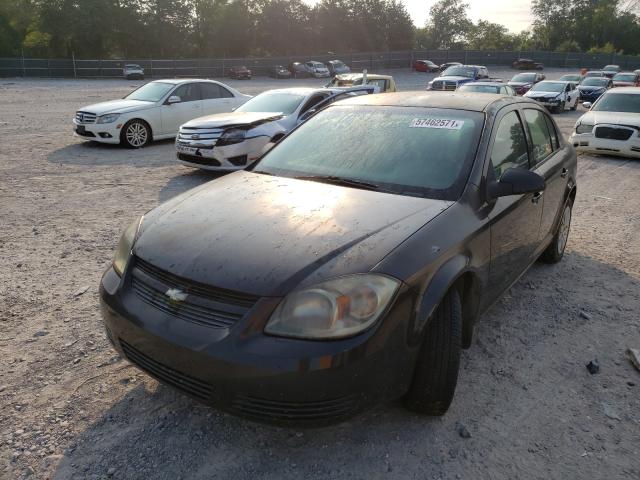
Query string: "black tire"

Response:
xmin=404 ymin=288 xmax=462 ymax=415
xmin=541 ymin=202 xmax=572 ymax=263
xmin=120 ymin=119 xmax=151 ymax=148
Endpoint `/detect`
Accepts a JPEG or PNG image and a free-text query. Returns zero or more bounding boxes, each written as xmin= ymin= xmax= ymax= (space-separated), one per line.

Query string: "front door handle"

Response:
xmin=532 ymin=192 xmax=543 ymax=204
xmin=560 ymin=168 xmax=568 ymax=178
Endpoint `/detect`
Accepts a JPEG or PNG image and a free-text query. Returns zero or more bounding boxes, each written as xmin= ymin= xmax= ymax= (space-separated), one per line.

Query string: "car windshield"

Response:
xmin=511 ymin=73 xmax=535 ymax=82
xmin=592 ymin=93 xmax=640 ymax=113
xmin=530 ymin=82 xmax=565 ymax=93
xmin=559 ymin=75 xmax=580 ymax=81
xmin=252 ymin=105 xmax=484 ymax=200
xmin=581 ymin=78 xmax=608 ymax=87
xmin=613 ymin=74 xmax=635 ymax=82
xmin=125 ymin=82 xmax=174 ymax=102
xmin=604 ymin=66 xmax=619 ymax=71
xmin=332 ymin=61 xmax=345 ymax=67
xmin=459 ymin=85 xmax=499 ymax=93
xmin=125 ymin=64 xmax=141 ymax=69
xmin=443 ymin=66 xmax=476 ymax=78
xmin=585 ymin=72 xmax=603 ymax=77
xmin=236 ymin=92 xmax=305 ymax=115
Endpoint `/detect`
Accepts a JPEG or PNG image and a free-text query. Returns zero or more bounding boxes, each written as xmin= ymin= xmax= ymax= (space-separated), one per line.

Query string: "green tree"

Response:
xmin=424 ymin=0 xmax=472 ymax=49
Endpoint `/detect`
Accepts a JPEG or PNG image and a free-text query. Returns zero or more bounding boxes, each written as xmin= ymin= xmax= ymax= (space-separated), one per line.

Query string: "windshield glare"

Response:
xmin=530 ymin=82 xmax=564 ymax=93
xmin=443 ymin=66 xmax=475 ymax=78
xmin=512 ymin=74 xmax=535 ymax=82
xmin=253 ymin=105 xmax=484 ymax=200
xmin=581 ymin=78 xmax=608 ymax=87
xmin=593 ymin=93 xmax=640 ymax=113
xmin=236 ymin=92 xmax=305 ymax=115
xmin=125 ymin=82 xmax=174 ymax=102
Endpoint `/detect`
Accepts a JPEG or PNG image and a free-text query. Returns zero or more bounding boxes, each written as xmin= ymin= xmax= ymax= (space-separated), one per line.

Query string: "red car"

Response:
xmin=413 ymin=60 xmax=439 ymax=73
xmin=612 ymin=72 xmax=640 ymax=87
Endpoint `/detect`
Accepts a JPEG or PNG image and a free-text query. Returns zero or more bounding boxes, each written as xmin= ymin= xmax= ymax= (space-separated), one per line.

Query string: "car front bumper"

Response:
xmin=99 ymin=264 xmax=418 ymax=426
xmin=578 ymin=91 xmax=604 ymax=102
xmin=73 ymin=118 xmax=121 ymax=144
xmin=569 ymin=132 xmax=640 ymax=158
xmin=175 ymin=136 xmax=270 ymax=171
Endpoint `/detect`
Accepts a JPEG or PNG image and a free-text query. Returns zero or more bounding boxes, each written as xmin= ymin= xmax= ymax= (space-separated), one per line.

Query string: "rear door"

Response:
xmin=522 ymin=108 xmax=569 ymax=242
xmin=161 ymin=83 xmax=202 ymax=134
xmin=487 ymin=108 xmax=544 ymax=296
xmin=200 ymin=82 xmax=240 ymax=115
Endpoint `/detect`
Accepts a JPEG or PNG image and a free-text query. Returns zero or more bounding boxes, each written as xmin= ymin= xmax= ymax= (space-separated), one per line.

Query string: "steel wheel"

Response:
xmin=122 ymin=120 xmax=149 ymax=148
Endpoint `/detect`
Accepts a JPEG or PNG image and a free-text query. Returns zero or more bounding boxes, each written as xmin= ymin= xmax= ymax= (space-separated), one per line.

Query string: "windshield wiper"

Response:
xmin=294 ymin=175 xmax=389 ymax=192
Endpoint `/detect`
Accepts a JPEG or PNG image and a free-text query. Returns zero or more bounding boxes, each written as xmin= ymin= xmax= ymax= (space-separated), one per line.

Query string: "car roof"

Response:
xmin=151 ymin=78 xmax=221 ymax=85
xmin=607 ymin=87 xmax=640 ymax=94
xmin=335 ymin=73 xmax=393 ymax=81
xmin=334 ymin=91 xmax=539 ymax=112
xmin=462 ymin=82 xmax=504 ymax=87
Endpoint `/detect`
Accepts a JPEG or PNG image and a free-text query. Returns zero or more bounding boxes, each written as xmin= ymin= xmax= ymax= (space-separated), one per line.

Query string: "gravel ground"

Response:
xmin=1 ymin=68 xmax=639 ymax=480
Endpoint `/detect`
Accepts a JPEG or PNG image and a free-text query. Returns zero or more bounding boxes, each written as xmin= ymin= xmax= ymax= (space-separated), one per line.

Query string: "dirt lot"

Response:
xmin=1 ymin=68 xmax=639 ymax=480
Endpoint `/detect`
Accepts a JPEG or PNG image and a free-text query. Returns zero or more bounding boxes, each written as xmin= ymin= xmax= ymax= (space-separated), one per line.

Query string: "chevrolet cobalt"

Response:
xmin=100 ymin=93 xmax=577 ymax=425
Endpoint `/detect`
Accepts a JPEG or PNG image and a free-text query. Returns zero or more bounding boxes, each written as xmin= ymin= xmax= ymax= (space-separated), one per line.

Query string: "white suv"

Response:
xmin=73 ymin=79 xmax=250 ymax=148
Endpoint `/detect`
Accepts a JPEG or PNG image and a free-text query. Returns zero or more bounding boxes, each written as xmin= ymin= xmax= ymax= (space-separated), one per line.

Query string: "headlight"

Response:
xmin=97 ymin=113 xmax=120 ymax=124
xmin=113 ymin=216 xmax=142 ymax=276
xmin=218 ymin=128 xmax=246 ymax=145
xmin=575 ymin=123 xmax=594 ymax=134
xmin=265 ymin=274 xmax=401 ymax=340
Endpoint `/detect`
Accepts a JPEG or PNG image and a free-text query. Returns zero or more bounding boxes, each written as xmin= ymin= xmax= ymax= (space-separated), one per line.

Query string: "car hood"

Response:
xmin=578 ymin=85 xmax=605 ymax=91
xmin=437 ymin=76 xmax=472 ymax=82
xmin=578 ymin=111 xmax=640 ymax=127
xmin=525 ymin=90 xmax=561 ymax=98
xmin=135 ymin=171 xmax=452 ymax=296
xmin=79 ymin=99 xmax=152 ymax=115
xmin=181 ymin=111 xmax=284 ymax=129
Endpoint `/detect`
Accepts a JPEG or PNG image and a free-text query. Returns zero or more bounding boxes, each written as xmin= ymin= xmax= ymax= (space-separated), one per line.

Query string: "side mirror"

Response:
xmin=488 ymin=168 xmax=545 ymax=199
xmin=167 ymin=95 xmax=181 ymax=104
xmin=582 ymin=102 xmax=592 ymax=109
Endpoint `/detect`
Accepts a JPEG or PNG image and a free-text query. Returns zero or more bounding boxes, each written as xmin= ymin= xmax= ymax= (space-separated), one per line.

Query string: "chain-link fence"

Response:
xmin=1 ymin=50 xmax=639 ymax=78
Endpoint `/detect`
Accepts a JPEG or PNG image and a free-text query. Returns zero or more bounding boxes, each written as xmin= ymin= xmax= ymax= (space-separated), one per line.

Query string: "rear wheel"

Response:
xmin=404 ymin=289 xmax=462 ymax=415
xmin=121 ymin=119 xmax=151 ymax=148
xmin=541 ymin=202 xmax=572 ymax=263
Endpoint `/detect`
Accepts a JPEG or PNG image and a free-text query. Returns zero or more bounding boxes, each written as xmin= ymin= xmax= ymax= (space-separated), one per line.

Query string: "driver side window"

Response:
xmin=490 ymin=111 xmax=529 ymax=178
xmin=172 ymin=84 xmax=200 ymax=103
xmin=299 ymin=94 xmax=329 ymax=115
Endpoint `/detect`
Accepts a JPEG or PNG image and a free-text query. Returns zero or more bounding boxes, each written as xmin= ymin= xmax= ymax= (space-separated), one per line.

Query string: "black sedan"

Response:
xmin=100 ymin=93 xmax=577 ymax=426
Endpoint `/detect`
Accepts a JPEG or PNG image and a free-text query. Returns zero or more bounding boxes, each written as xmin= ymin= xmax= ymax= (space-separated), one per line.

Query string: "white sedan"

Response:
xmin=524 ymin=80 xmax=579 ymax=113
xmin=569 ymin=87 xmax=640 ymax=159
xmin=73 ymin=79 xmax=250 ymax=148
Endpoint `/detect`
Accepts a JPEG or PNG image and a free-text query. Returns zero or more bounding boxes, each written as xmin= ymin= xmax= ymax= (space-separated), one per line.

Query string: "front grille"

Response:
xmin=76 ymin=128 xmax=95 ymax=137
xmin=177 ymin=153 xmax=221 ymax=166
xmin=120 ymin=340 xmax=213 ymax=401
xmin=177 ymin=128 xmax=224 ymax=142
xmin=595 ymin=126 xmax=634 ymax=141
xmin=75 ymin=111 xmax=96 ymax=124
xmin=631 ymin=146 xmax=640 ymax=152
xmin=231 ymin=394 xmax=358 ymax=422
xmin=131 ymin=257 xmax=259 ymax=328
xmin=432 ymin=80 xmax=457 ymax=91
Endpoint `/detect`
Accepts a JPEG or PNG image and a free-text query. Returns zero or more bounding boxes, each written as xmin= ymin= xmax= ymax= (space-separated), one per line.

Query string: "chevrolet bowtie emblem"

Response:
xmin=165 ymin=288 xmax=188 ymax=302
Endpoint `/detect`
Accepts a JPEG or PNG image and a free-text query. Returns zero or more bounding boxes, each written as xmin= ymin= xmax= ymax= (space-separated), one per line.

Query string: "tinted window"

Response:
xmin=524 ymin=109 xmax=553 ymax=166
xmin=200 ymin=83 xmax=222 ymax=100
xmin=125 ymin=81 xmax=174 ymax=102
xmin=254 ymin=106 xmax=484 ymax=200
xmin=172 ymin=83 xmax=200 ymax=102
xmin=299 ymin=94 xmax=329 ymax=114
xmin=490 ymin=111 xmax=529 ymax=177
xmin=543 ymin=114 xmax=559 ymax=150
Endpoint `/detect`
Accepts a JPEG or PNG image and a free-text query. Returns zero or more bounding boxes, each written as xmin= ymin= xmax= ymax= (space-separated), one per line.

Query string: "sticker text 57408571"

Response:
xmin=410 ymin=118 xmax=465 ymax=130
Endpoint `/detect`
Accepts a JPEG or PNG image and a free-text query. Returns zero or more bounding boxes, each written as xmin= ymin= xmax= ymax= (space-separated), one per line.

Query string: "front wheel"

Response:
xmin=541 ymin=202 xmax=572 ymax=263
xmin=121 ymin=119 xmax=151 ymax=148
xmin=404 ymin=289 xmax=462 ymax=415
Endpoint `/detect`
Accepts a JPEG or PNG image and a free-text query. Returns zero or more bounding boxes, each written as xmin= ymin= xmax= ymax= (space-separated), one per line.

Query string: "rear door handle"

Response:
xmin=532 ymin=192 xmax=543 ymax=204
xmin=561 ymin=168 xmax=568 ymax=178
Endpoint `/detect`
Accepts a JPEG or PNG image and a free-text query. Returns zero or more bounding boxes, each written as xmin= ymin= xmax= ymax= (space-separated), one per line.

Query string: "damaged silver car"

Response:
xmin=175 ymin=87 xmax=374 ymax=171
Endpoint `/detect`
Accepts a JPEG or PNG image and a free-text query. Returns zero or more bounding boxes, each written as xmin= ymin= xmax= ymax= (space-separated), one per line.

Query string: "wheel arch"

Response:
xmin=413 ymin=255 xmax=483 ymax=350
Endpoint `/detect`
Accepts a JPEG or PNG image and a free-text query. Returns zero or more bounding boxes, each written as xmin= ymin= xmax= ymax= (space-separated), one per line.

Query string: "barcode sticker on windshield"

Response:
xmin=410 ymin=118 xmax=464 ymax=129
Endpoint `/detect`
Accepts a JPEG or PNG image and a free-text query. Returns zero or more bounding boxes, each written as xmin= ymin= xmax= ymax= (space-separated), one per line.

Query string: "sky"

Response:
xmin=303 ymin=0 xmax=534 ymax=33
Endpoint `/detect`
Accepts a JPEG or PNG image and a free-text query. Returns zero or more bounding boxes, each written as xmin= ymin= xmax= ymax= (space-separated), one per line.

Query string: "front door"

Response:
xmin=161 ymin=83 xmax=202 ymax=134
xmin=487 ymin=109 xmax=544 ymax=296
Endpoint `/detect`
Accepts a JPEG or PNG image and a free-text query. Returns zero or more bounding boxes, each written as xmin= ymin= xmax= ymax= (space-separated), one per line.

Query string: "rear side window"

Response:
xmin=490 ymin=111 xmax=529 ymax=178
xmin=201 ymin=83 xmax=234 ymax=99
xmin=543 ymin=114 xmax=560 ymax=150
xmin=524 ymin=109 xmax=553 ymax=166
